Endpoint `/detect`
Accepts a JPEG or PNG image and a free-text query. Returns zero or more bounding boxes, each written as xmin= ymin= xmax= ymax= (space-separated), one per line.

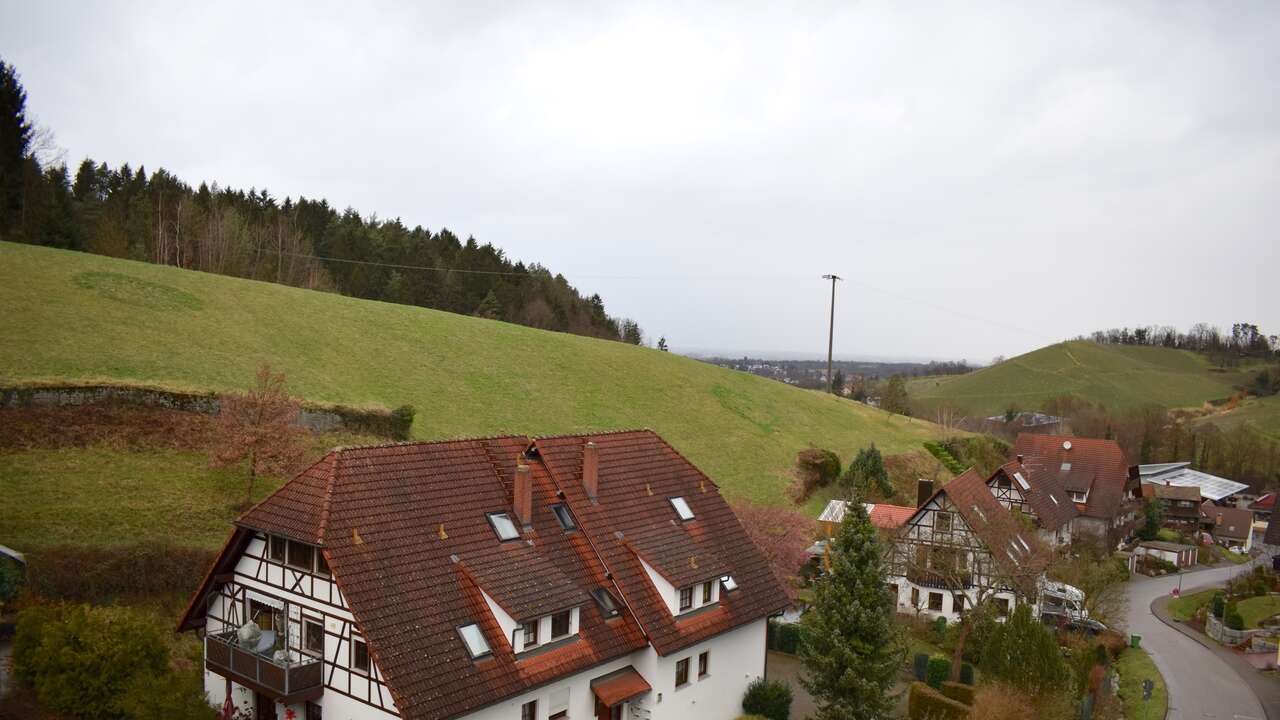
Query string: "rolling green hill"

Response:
xmin=907 ymin=340 xmax=1260 ymax=417
xmin=0 ymin=241 xmax=947 ymax=508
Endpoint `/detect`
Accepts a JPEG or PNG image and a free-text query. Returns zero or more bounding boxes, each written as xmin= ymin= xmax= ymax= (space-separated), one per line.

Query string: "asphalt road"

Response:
xmin=1126 ymin=558 xmax=1268 ymax=720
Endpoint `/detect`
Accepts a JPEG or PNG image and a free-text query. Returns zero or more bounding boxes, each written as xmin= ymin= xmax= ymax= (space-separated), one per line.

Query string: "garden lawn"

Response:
xmin=0 ymin=446 xmax=285 ymax=551
xmin=1235 ymin=595 xmax=1280 ymax=629
xmin=1116 ymin=647 xmax=1167 ymax=720
xmin=1168 ymin=588 xmax=1217 ymax=622
xmin=1213 ymin=544 xmax=1251 ymax=565
xmin=0 ymin=241 xmax=951 ymax=510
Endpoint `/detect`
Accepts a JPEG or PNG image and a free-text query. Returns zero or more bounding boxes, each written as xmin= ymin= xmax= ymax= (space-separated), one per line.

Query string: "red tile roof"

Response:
xmin=867 ymin=503 xmax=917 ymax=530
xmin=591 ymin=666 xmax=652 ymax=706
xmin=179 ymin=431 xmax=786 ymax=720
xmin=533 ymin=431 xmax=790 ymax=657
xmin=1201 ymin=501 xmax=1254 ymax=541
xmin=1013 ymin=434 xmax=1136 ymax=521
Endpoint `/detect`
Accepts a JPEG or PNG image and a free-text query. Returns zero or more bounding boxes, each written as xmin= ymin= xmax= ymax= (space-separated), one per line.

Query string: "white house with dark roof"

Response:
xmin=179 ymin=431 xmax=788 ymax=720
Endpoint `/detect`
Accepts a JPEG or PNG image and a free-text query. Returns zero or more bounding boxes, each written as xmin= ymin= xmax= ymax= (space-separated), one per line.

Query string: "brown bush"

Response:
xmin=25 ymin=544 xmax=216 ymax=604
xmin=968 ymin=684 xmax=1074 ymax=720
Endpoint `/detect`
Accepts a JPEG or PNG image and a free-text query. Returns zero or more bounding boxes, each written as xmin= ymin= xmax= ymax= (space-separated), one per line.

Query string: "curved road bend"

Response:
xmin=1126 ymin=557 xmax=1269 ymax=720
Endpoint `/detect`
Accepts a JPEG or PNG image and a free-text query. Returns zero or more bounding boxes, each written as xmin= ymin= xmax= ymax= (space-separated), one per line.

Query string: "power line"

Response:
xmin=276 ymin=249 xmax=642 ymax=280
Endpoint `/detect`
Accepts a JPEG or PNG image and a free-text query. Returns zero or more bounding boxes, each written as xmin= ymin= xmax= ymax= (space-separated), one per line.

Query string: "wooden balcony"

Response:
xmin=205 ymin=631 xmax=323 ymax=703
xmin=906 ymin=567 xmax=973 ymax=589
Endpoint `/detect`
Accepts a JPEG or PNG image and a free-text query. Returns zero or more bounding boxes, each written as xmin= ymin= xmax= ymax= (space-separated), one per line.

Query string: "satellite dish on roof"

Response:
xmin=1063 ymin=441 xmax=1072 ymax=451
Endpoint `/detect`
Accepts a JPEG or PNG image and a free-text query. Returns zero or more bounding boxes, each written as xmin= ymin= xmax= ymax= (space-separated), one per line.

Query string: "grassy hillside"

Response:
xmin=0 ymin=241 xmax=948 ymax=508
xmin=907 ymin=340 xmax=1260 ymax=418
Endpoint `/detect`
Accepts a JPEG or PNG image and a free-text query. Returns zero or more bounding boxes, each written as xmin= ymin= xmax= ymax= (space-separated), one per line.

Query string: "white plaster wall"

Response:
xmin=644 ymin=618 xmax=768 ymax=720
xmin=458 ymin=654 xmax=636 ymax=720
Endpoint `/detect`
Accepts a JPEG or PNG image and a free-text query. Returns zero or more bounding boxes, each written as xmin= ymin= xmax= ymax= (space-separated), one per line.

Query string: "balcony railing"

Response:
xmin=205 ymin=631 xmax=323 ymax=703
xmin=906 ymin=567 xmax=973 ymax=589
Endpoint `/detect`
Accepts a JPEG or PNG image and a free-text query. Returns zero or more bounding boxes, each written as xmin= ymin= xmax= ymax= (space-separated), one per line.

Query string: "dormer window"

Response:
xmin=267 ymin=534 xmax=329 ymax=575
xmin=458 ymin=622 xmax=491 ymax=659
xmin=702 ymin=580 xmax=713 ymax=603
xmin=679 ymin=587 xmax=693 ymax=611
xmin=550 ymin=610 xmax=571 ymax=639
xmin=720 ymin=575 xmax=738 ymax=593
xmin=551 ymin=504 xmax=577 ymax=531
xmin=520 ymin=621 xmax=538 ymax=648
xmin=591 ymin=588 xmax=620 ymax=617
xmin=486 ymin=512 xmax=520 ymax=541
xmin=670 ymin=496 xmax=695 ymax=521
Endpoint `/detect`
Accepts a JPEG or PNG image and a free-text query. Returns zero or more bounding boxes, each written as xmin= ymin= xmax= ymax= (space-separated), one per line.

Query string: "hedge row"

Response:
xmin=923 ymin=442 xmax=966 ymax=475
xmin=766 ymin=619 xmax=803 ymax=654
xmin=907 ymin=682 xmax=970 ymax=720
xmin=23 ymin=544 xmax=216 ymax=604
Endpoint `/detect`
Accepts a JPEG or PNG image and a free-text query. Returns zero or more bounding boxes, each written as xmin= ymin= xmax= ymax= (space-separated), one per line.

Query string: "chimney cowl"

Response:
xmin=583 ymin=441 xmax=600 ymax=501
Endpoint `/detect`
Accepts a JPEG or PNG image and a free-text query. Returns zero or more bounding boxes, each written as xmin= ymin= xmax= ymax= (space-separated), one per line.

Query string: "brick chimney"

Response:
xmin=916 ymin=479 xmax=934 ymax=508
xmin=1016 ymin=454 xmax=1024 ymax=465
xmin=513 ymin=462 xmax=533 ymax=527
xmin=583 ymin=441 xmax=599 ymax=501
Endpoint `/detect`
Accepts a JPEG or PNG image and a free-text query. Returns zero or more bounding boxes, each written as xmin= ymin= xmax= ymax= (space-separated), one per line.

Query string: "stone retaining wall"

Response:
xmin=1206 ymin=614 xmax=1266 ymax=646
xmin=0 ymin=384 xmax=414 ymax=440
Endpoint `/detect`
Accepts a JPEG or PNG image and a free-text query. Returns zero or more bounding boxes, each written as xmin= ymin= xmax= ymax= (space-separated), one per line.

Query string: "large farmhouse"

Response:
xmin=1012 ymin=434 xmax=1142 ymax=546
xmin=984 ymin=460 xmax=1078 ymax=548
xmin=178 ymin=431 xmax=788 ymax=720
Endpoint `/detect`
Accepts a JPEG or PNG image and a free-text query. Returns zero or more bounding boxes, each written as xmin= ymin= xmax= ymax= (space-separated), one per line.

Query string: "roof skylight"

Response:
xmin=972 ymin=504 xmax=986 ymax=522
xmin=591 ymin=588 xmax=620 ymax=617
xmin=1060 ymin=463 xmax=1072 ymax=472
xmin=486 ymin=512 xmax=520 ymax=541
xmin=551 ymin=504 xmax=577 ymax=531
xmin=720 ymin=575 xmax=738 ymax=592
xmin=1049 ymin=494 xmax=1059 ymax=505
xmin=670 ymin=497 xmax=695 ymax=521
xmin=457 ymin=623 xmax=491 ymax=659
xmin=1013 ymin=472 xmax=1030 ymax=491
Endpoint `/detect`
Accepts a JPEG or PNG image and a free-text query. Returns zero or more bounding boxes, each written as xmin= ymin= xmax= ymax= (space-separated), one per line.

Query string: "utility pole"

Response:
xmin=822 ymin=274 xmax=842 ymax=394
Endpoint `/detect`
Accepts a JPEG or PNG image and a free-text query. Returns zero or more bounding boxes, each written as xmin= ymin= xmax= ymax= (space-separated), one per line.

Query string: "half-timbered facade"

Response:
xmin=886 ymin=469 xmax=1050 ymax=624
xmin=179 ymin=431 xmax=789 ymax=720
xmin=985 ymin=461 xmax=1077 ymax=548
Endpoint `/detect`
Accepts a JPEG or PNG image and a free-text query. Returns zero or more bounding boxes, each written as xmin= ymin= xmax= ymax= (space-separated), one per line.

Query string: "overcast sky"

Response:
xmin=3 ymin=1 xmax=1278 ymax=362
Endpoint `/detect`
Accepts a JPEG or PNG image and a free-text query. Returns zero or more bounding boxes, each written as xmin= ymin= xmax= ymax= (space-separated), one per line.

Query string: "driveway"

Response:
xmin=1126 ymin=558 xmax=1269 ymax=720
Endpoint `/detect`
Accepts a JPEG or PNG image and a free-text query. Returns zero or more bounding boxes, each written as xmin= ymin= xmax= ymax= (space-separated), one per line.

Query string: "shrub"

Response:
xmin=1212 ymin=592 xmax=1226 ymax=619
xmin=116 ymin=669 xmax=217 ymax=720
xmin=24 ymin=543 xmax=215 ymax=603
xmin=767 ymin=619 xmax=802 ymax=654
xmin=1225 ymin=601 xmax=1245 ymax=631
xmin=0 ymin=555 xmax=24 ymax=608
xmin=930 ymin=615 xmax=949 ymax=646
xmin=12 ymin=604 xmax=169 ymax=719
xmin=907 ymin=682 xmax=969 ymax=720
xmin=913 ymin=652 xmax=930 ymax=681
xmin=967 ymin=684 xmax=1035 ymax=720
xmin=959 ymin=662 xmax=974 ymax=685
xmin=741 ymin=677 xmax=792 ymax=720
xmin=926 ymin=654 xmax=951 ymax=689
xmin=939 ymin=681 xmax=975 ymax=705
xmin=391 ymin=404 xmax=416 ymax=440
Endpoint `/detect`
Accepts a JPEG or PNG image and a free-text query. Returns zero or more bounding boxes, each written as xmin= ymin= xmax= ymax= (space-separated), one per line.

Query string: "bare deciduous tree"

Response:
xmin=209 ymin=364 xmax=305 ymax=508
xmin=731 ymin=499 xmax=816 ymax=600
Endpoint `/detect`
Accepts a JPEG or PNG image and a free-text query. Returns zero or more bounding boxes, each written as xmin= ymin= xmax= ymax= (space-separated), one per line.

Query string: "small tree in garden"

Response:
xmin=741 ymin=677 xmax=793 ymax=720
xmin=209 ymin=364 xmax=305 ymax=507
xmin=732 ymin=500 xmax=816 ymax=599
xmin=979 ymin=604 xmax=1070 ymax=694
xmin=840 ymin=444 xmax=892 ymax=497
xmin=1138 ymin=498 xmax=1164 ymax=541
xmin=799 ymin=499 xmax=905 ymax=720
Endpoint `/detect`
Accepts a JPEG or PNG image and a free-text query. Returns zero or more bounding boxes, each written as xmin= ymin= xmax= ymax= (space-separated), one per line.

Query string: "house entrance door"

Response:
xmin=255 ymin=691 xmax=276 ymax=720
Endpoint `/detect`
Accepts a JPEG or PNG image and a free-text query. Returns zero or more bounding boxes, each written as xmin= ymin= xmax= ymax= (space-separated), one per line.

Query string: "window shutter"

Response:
xmin=549 ymin=687 xmax=570 ymax=715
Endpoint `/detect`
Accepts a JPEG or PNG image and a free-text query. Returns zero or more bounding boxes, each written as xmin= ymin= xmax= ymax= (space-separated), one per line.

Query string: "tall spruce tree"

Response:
xmin=799 ymin=499 xmax=904 ymax=720
xmin=0 ymin=58 xmax=34 ymax=235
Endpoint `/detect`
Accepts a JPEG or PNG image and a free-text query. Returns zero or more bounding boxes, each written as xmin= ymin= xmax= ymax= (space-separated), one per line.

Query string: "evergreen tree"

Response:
xmin=799 ymin=500 xmax=904 ymax=720
xmin=1138 ymin=497 xmax=1163 ymax=541
xmin=978 ymin=604 xmax=1069 ymax=693
xmin=0 ymin=58 xmax=33 ymax=235
xmin=831 ymin=369 xmax=846 ymax=396
xmin=657 ymin=336 xmax=668 ymax=352
xmin=474 ymin=289 xmax=503 ymax=320
xmin=840 ymin=445 xmax=892 ymax=498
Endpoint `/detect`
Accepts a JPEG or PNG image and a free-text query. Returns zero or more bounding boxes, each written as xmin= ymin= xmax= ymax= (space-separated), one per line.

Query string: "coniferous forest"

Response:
xmin=0 ymin=59 xmax=643 ymax=344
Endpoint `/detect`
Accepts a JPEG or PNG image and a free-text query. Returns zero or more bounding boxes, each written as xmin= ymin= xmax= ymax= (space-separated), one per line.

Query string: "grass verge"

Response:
xmin=1168 ymin=588 xmax=1216 ymax=622
xmin=1116 ymin=646 xmax=1167 ymax=720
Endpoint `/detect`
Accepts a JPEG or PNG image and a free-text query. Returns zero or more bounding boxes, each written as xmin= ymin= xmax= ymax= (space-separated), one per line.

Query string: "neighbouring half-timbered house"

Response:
xmin=178 ymin=430 xmax=788 ymax=720
xmin=985 ymin=461 xmax=1077 ymax=548
xmin=885 ymin=470 xmax=1052 ymax=624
